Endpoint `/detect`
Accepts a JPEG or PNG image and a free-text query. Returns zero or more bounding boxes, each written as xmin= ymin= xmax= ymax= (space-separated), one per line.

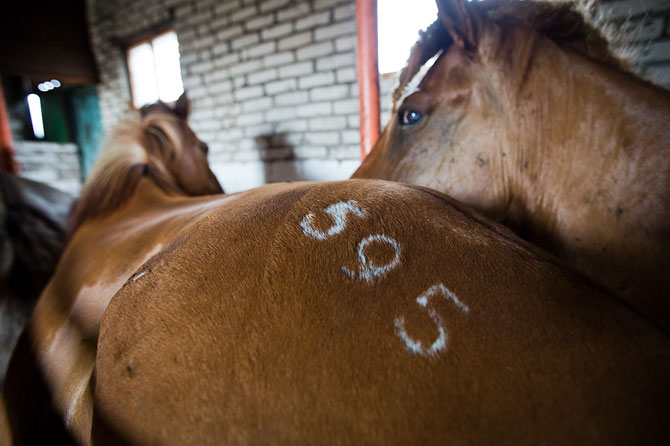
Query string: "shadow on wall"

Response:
xmin=255 ymin=133 xmax=306 ymax=184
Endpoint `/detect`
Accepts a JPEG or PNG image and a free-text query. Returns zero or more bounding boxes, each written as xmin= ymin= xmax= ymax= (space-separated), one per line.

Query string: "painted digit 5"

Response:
xmin=394 ymin=284 xmax=469 ymax=356
xmin=300 ymin=200 xmax=365 ymax=240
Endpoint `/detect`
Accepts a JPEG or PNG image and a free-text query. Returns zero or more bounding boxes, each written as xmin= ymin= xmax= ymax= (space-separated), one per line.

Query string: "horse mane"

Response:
xmin=67 ymin=112 xmax=187 ymax=237
xmin=394 ymin=0 xmax=627 ymax=106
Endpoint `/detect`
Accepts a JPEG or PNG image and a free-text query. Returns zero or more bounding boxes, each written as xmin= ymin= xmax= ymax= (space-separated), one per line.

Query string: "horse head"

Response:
xmin=354 ymin=0 xmax=670 ymax=326
xmin=139 ymin=93 xmax=223 ymax=198
xmin=357 ymin=0 xmax=627 ymax=216
xmin=68 ymin=93 xmax=223 ymax=236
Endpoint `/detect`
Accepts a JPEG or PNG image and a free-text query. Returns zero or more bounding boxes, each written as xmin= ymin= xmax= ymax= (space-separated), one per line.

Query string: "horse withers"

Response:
xmin=353 ymin=0 xmax=670 ymax=328
xmin=2 ymin=93 xmax=223 ymax=445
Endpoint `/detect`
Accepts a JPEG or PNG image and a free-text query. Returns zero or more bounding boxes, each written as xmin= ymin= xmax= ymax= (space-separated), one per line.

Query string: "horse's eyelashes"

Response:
xmin=398 ymin=108 xmax=424 ymax=127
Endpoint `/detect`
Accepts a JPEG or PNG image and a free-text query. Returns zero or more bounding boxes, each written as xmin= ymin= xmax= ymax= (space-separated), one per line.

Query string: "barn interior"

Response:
xmin=1 ymin=0 xmax=668 ymax=194
xmin=0 ymin=0 xmax=669 ymax=443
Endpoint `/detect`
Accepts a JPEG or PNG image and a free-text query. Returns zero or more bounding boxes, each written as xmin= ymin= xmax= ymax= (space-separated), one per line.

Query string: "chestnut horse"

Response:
xmin=353 ymin=0 xmax=670 ymax=328
xmin=5 ymin=175 xmax=668 ymax=440
xmin=2 ymin=93 xmax=223 ymax=445
xmin=94 ymin=180 xmax=667 ymax=444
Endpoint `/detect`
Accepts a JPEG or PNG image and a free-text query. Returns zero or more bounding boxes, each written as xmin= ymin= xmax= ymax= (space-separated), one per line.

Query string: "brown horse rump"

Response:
xmin=91 ymin=180 xmax=668 ymax=445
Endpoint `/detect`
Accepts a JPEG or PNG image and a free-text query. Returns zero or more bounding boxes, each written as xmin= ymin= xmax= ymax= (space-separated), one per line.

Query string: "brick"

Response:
xmin=244 ymin=123 xmax=275 ymax=138
xmin=208 ymin=79 xmax=233 ymax=94
xmin=308 ymin=116 xmax=347 ymax=131
xmin=310 ymin=85 xmax=349 ymax=101
xmin=193 ymin=35 xmax=215 ymax=51
xmin=335 ymin=35 xmax=356 ymax=52
xmin=229 ymin=59 xmax=263 ymax=76
xmin=264 ymin=52 xmax=295 ymax=68
xmin=247 ymin=68 xmax=278 ymax=84
xmin=275 ymin=91 xmax=309 ymax=106
xmin=298 ymin=71 xmax=335 ymax=89
xmin=278 ymin=32 xmax=312 ymax=51
xmin=215 ymin=53 xmax=240 ymax=68
xmin=278 ymin=3 xmax=311 ymax=21
xmin=242 ymin=97 xmax=274 ymax=113
xmin=215 ymin=1 xmax=240 ymax=16
xmin=329 ymin=145 xmax=359 ymax=160
xmin=218 ymin=128 xmax=244 ymax=141
xmin=234 ymin=85 xmax=264 ymax=101
xmin=297 ymin=102 xmax=333 ymax=117
xmin=260 ymin=0 xmax=290 ymax=13
xmin=231 ymin=150 xmax=262 ymax=162
xmin=341 ymin=130 xmax=360 ymax=145
xmin=333 ymin=98 xmax=359 ymax=114
xmin=314 ymin=0 xmax=341 ymax=11
xmin=265 ymin=78 xmax=297 ymax=94
xmin=243 ymin=41 xmax=277 ymax=59
xmin=314 ymin=21 xmax=355 ymax=41
xmin=296 ymin=12 xmax=331 ymax=31
xmin=232 ymin=5 xmax=257 ymax=23
xmin=217 ymin=25 xmax=244 ymax=41
xmin=316 ymin=52 xmax=355 ymax=71
xmin=275 ymin=120 xmax=309 ymax=133
xmin=336 ymin=67 xmax=356 ymax=83
xmin=247 ymin=14 xmax=274 ymax=31
xmin=231 ymin=33 xmax=260 ymax=50
xmin=190 ymin=60 xmax=214 ymax=75
xmin=212 ymin=42 xmax=229 ymax=56
xmin=279 ymin=61 xmax=314 ymax=78
xmin=303 ymin=131 xmax=340 ymax=146
xmin=334 ymin=4 xmax=355 ymax=21
xmin=266 ymin=106 xmax=296 ymax=122
xmin=233 ymin=76 xmax=246 ymax=88
xmin=262 ymin=23 xmax=294 ymax=40
xmin=297 ymin=41 xmax=334 ymax=60
xmin=294 ymin=146 xmax=328 ymax=158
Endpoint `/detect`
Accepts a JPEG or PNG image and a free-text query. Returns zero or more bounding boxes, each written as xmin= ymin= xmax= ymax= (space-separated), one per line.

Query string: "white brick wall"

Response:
xmin=83 ymin=0 xmax=670 ymax=193
xmin=14 ymin=142 xmax=82 ymax=194
xmin=87 ymin=0 xmax=365 ymax=192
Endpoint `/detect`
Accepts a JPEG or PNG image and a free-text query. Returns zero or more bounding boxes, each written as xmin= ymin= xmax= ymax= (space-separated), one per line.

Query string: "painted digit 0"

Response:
xmin=394 ymin=284 xmax=469 ymax=356
xmin=342 ymin=234 xmax=401 ymax=282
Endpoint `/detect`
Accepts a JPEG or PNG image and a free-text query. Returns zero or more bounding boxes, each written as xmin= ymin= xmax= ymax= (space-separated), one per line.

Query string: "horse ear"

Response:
xmin=174 ymin=93 xmax=190 ymax=121
xmin=436 ymin=0 xmax=479 ymax=51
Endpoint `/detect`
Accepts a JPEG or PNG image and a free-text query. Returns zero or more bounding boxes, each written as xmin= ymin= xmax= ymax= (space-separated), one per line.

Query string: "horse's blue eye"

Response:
xmin=399 ymin=108 xmax=424 ymax=126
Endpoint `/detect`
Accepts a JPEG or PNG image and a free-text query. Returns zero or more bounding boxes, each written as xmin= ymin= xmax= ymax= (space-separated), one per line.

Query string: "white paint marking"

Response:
xmin=131 ymin=271 xmax=147 ymax=281
xmin=342 ymin=234 xmax=401 ymax=282
xmin=300 ymin=200 xmax=365 ymax=240
xmin=395 ymin=283 xmax=469 ymax=356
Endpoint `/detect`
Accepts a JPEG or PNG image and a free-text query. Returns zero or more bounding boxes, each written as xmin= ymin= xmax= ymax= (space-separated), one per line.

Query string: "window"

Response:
xmin=127 ymin=30 xmax=184 ymax=108
xmin=377 ymin=0 xmax=438 ymax=74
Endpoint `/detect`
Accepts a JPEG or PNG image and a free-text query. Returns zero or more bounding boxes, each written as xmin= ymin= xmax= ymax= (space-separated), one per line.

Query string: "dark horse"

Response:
xmin=0 ymin=173 xmax=73 ymax=387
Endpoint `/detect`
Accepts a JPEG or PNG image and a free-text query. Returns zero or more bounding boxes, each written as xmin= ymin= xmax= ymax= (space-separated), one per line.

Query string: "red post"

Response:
xmin=0 ymin=79 xmax=18 ymax=174
xmin=356 ymin=0 xmax=380 ymax=160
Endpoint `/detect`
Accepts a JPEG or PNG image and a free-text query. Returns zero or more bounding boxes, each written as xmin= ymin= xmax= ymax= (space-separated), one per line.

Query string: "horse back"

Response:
xmin=92 ymin=180 xmax=668 ymax=445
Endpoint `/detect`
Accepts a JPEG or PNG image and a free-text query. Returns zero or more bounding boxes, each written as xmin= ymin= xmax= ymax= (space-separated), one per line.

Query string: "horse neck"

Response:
xmin=506 ymin=40 xmax=670 ymax=243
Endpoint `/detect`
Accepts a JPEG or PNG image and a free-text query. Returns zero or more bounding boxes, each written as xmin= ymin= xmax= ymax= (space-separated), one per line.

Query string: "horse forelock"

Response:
xmin=68 ymin=113 xmax=187 ymax=237
xmin=393 ymin=0 xmax=626 ymax=104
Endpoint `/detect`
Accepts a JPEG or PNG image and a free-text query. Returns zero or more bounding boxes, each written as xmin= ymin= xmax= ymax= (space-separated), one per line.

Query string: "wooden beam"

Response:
xmin=356 ymin=0 xmax=380 ymax=160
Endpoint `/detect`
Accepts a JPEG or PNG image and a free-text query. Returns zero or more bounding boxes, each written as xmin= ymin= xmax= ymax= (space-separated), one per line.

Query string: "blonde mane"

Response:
xmin=394 ymin=0 xmax=627 ymax=106
xmin=68 ymin=112 xmax=187 ymax=235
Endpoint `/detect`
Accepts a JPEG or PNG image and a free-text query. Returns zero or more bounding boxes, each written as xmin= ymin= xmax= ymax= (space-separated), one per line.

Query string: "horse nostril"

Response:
xmin=201 ymin=143 xmax=209 ymax=155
